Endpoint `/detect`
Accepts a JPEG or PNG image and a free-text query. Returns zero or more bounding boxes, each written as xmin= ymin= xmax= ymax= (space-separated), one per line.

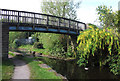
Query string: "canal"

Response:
xmin=38 ymin=57 xmax=120 ymax=81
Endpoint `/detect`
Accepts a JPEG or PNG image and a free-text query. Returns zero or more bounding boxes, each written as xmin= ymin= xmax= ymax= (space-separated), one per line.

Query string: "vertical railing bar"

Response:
xmin=24 ymin=13 xmax=26 ymax=23
xmin=53 ymin=17 xmax=55 ymax=26
xmin=26 ymin=13 xmax=28 ymax=23
xmin=12 ymin=11 xmax=13 ymax=22
xmin=23 ymin=12 xmax=25 ymax=23
xmin=9 ymin=11 xmax=10 ymax=22
xmin=25 ymin=12 xmax=27 ymax=23
xmin=47 ymin=15 xmax=49 ymax=26
xmin=5 ymin=10 xmax=6 ymax=22
xmin=12 ymin=11 xmax=14 ymax=22
xmin=73 ymin=22 xmax=75 ymax=30
xmin=3 ymin=10 xmax=4 ymax=21
xmin=40 ymin=15 xmax=42 ymax=24
xmin=46 ymin=15 xmax=49 ymax=31
xmin=4 ymin=10 xmax=6 ymax=22
xmin=64 ymin=19 xmax=65 ymax=27
xmin=64 ymin=19 xmax=66 ymax=27
xmin=34 ymin=14 xmax=36 ymax=25
xmin=13 ymin=11 xmax=14 ymax=22
xmin=28 ymin=13 xmax=29 ymax=23
xmin=31 ymin=13 xmax=32 ymax=23
xmin=18 ymin=11 xmax=19 ymax=24
xmin=16 ymin=11 xmax=19 ymax=30
xmin=38 ymin=15 xmax=40 ymax=24
xmin=85 ymin=23 xmax=87 ymax=30
xmin=58 ymin=18 xmax=61 ymax=32
xmin=39 ymin=15 xmax=41 ymax=24
xmin=33 ymin=13 xmax=34 ymax=24
xmin=76 ymin=22 xmax=77 ymax=29
xmin=6 ymin=10 xmax=7 ymax=22
xmin=33 ymin=13 xmax=35 ymax=31
xmin=33 ymin=13 xmax=35 ymax=24
xmin=77 ymin=22 xmax=79 ymax=34
xmin=69 ymin=20 xmax=70 ymax=33
xmin=7 ymin=11 xmax=9 ymax=22
xmin=13 ymin=11 xmax=15 ymax=22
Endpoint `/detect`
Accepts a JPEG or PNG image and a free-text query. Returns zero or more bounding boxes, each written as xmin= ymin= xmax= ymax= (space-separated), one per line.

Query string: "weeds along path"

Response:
xmin=12 ymin=58 xmax=30 ymax=79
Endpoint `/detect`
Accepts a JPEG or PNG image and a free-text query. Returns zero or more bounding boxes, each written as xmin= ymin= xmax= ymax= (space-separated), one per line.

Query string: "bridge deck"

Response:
xmin=0 ymin=9 xmax=86 ymax=35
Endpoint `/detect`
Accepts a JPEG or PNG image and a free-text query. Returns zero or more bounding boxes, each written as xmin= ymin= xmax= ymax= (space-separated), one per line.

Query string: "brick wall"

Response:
xmin=0 ymin=21 xmax=2 ymax=59
xmin=2 ymin=24 xmax=9 ymax=58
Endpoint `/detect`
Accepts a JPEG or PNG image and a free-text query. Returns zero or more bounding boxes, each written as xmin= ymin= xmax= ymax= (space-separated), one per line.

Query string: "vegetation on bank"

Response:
xmin=2 ymin=59 xmax=14 ymax=79
xmin=19 ymin=45 xmax=49 ymax=55
xmin=22 ymin=57 xmax=62 ymax=80
xmin=9 ymin=52 xmax=15 ymax=57
xmin=77 ymin=25 xmax=120 ymax=75
xmin=76 ymin=5 xmax=120 ymax=75
xmin=3 ymin=51 xmax=62 ymax=80
xmin=19 ymin=44 xmax=75 ymax=59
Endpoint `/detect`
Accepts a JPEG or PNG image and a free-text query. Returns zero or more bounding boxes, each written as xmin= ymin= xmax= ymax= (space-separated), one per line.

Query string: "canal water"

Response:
xmin=38 ymin=57 xmax=120 ymax=81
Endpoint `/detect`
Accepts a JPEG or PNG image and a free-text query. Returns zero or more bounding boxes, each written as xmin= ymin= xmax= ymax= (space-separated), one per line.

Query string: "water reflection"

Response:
xmin=38 ymin=57 xmax=120 ymax=80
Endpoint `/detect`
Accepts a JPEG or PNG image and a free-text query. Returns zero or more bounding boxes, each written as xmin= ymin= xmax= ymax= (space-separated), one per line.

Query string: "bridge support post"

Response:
xmin=70 ymin=35 xmax=77 ymax=52
xmin=0 ymin=21 xmax=1 ymax=81
xmin=1 ymin=24 xmax=9 ymax=59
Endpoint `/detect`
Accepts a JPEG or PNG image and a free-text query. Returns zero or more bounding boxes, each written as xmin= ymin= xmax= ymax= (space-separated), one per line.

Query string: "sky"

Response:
xmin=77 ymin=0 xmax=120 ymax=26
xmin=0 ymin=0 xmax=120 ymax=26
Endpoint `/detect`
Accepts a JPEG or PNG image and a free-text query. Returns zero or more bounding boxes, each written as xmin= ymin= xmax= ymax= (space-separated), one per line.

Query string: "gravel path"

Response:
xmin=12 ymin=58 xmax=30 ymax=79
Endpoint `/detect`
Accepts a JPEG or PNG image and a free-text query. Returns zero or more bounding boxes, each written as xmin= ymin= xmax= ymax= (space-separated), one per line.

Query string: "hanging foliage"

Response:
xmin=77 ymin=25 xmax=120 ymax=57
xmin=77 ymin=24 xmax=120 ymax=75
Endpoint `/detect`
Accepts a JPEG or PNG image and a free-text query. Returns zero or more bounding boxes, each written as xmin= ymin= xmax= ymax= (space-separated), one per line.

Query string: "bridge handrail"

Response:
xmin=0 ymin=9 xmax=87 ymax=31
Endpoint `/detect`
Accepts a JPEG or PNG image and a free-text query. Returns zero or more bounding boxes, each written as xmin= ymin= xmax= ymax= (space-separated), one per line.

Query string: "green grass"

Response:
xmin=9 ymin=52 xmax=15 ymax=56
xmin=19 ymin=45 xmax=32 ymax=50
xmin=23 ymin=57 xmax=62 ymax=80
xmin=19 ymin=45 xmax=49 ymax=55
xmin=2 ymin=59 xmax=14 ymax=79
xmin=19 ymin=45 xmax=76 ymax=60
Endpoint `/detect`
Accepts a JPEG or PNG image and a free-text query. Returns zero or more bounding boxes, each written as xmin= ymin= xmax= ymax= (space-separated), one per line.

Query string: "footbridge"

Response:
xmin=0 ymin=9 xmax=86 ymax=58
xmin=1 ymin=9 xmax=86 ymax=34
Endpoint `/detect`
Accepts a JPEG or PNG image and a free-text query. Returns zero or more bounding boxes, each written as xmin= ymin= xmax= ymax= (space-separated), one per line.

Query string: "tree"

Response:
xmin=77 ymin=25 xmax=120 ymax=75
xmin=9 ymin=32 xmax=26 ymax=49
xmin=96 ymin=5 xmax=118 ymax=29
xmin=41 ymin=0 xmax=81 ymax=20
xmin=118 ymin=10 xmax=120 ymax=32
xmin=36 ymin=0 xmax=81 ymax=57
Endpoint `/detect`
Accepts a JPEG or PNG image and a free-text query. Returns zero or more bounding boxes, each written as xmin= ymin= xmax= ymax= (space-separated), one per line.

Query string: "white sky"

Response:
xmin=0 ymin=0 xmax=119 ymax=26
xmin=77 ymin=0 xmax=120 ymax=26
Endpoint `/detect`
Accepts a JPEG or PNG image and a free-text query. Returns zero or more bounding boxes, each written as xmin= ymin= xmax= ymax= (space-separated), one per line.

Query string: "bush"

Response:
xmin=77 ymin=25 xmax=120 ymax=75
xmin=33 ymin=42 xmax=43 ymax=49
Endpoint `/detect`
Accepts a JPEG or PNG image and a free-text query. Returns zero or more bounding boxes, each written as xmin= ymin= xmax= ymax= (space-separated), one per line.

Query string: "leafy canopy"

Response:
xmin=96 ymin=5 xmax=118 ymax=29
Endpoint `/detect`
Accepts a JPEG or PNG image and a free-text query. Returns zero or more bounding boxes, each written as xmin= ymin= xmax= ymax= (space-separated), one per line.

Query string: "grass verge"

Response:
xmin=2 ymin=59 xmax=14 ymax=79
xmin=22 ymin=57 xmax=62 ymax=80
xmin=19 ymin=45 xmax=49 ymax=55
xmin=9 ymin=52 xmax=15 ymax=57
xmin=19 ymin=45 xmax=76 ymax=60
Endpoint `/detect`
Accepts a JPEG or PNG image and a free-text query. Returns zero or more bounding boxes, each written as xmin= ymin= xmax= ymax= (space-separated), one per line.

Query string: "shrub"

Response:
xmin=33 ymin=42 xmax=43 ymax=49
xmin=77 ymin=25 xmax=120 ymax=75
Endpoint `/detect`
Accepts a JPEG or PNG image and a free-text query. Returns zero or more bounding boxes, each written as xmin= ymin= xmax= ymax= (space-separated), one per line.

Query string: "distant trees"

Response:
xmin=9 ymin=32 xmax=34 ymax=49
xmin=32 ymin=0 xmax=81 ymax=57
xmin=76 ymin=5 xmax=120 ymax=75
xmin=9 ymin=32 xmax=26 ymax=49
xmin=41 ymin=0 xmax=81 ymax=20
xmin=96 ymin=5 xmax=119 ymax=30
